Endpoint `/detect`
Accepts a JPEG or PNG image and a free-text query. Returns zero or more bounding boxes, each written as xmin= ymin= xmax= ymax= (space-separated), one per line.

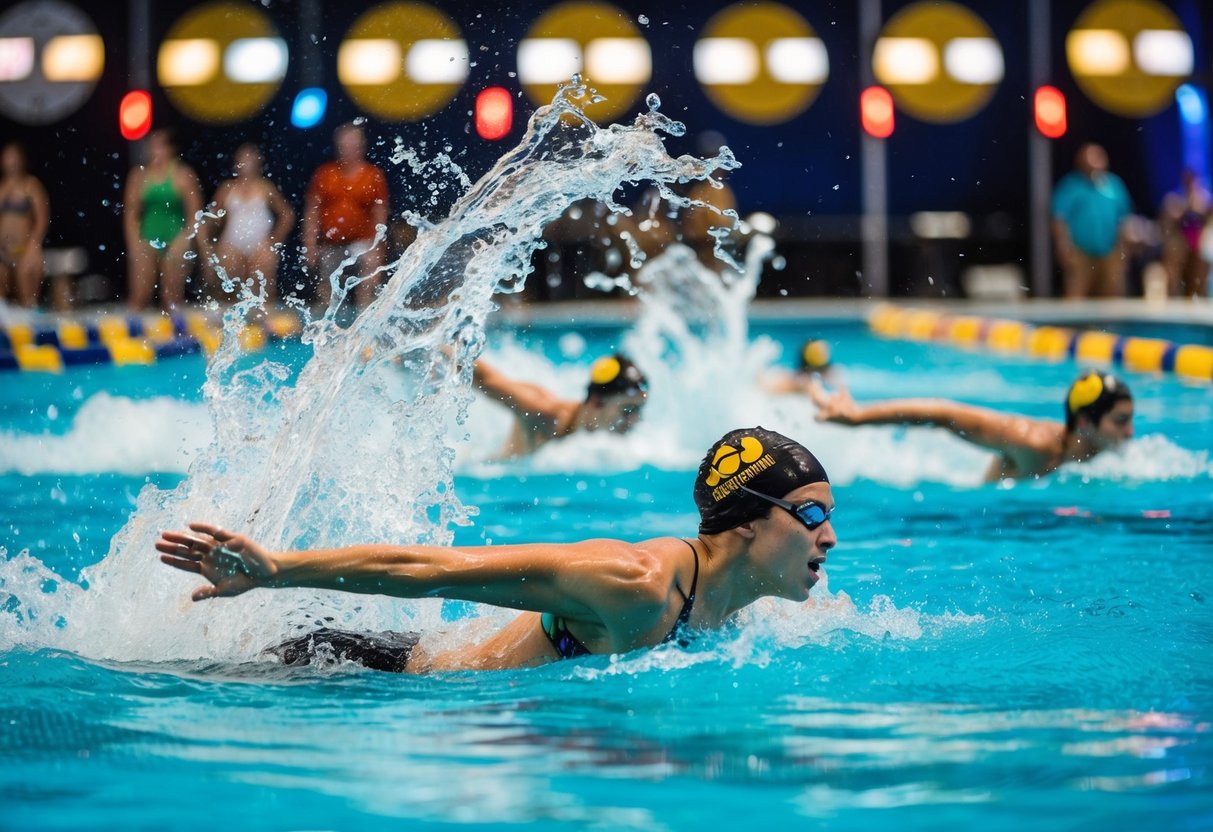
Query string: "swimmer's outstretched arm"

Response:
xmin=157 ymin=522 xmax=641 ymax=622
xmin=473 ymin=359 xmax=565 ymax=419
xmin=806 ymin=379 xmax=1053 ymax=455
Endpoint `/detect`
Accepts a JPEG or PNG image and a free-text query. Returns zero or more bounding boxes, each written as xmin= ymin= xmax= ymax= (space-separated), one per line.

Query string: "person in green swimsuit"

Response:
xmin=122 ymin=129 xmax=207 ymax=311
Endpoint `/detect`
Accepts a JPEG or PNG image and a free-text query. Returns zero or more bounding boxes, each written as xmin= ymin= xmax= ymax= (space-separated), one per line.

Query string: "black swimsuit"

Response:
xmin=541 ymin=539 xmax=700 ymax=658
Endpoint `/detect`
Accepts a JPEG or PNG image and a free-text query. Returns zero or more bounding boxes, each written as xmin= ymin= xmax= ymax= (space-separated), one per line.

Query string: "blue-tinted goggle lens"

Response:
xmin=795 ymin=501 xmax=830 ymax=530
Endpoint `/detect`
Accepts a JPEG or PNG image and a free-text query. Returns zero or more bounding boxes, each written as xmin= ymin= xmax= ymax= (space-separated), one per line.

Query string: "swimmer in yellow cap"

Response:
xmin=158 ymin=427 xmax=836 ymax=673
xmin=763 ymin=338 xmax=841 ymax=395
xmin=473 ymin=353 xmax=648 ymax=458
xmin=807 ymin=370 xmax=1134 ymax=481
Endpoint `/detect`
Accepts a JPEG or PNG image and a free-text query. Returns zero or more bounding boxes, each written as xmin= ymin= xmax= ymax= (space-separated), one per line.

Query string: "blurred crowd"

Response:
xmin=0 ymin=129 xmax=1210 ymax=316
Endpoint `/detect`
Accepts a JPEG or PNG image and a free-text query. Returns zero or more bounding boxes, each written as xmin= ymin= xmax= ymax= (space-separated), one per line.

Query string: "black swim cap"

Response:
xmin=799 ymin=339 xmax=832 ymax=373
xmin=586 ymin=354 xmax=647 ymax=400
xmin=694 ymin=427 xmax=829 ymax=535
xmin=1065 ymin=370 xmax=1132 ymax=431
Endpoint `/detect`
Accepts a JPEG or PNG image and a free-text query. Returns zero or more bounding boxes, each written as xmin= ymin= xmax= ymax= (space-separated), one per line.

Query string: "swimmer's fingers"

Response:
xmin=191 ymin=584 xmax=222 ymax=602
xmin=188 ymin=522 xmax=234 ymax=543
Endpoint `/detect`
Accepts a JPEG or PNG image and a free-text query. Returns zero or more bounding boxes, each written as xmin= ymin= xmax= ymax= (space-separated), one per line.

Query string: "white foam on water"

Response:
xmin=0 ymin=83 xmax=743 ymax=663
xmin=0 ymin=393 xmax=211 ymax=475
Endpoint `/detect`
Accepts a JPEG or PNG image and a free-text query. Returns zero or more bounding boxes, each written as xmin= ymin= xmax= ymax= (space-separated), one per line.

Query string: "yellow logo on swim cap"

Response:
xmin=803 ymin=340 xmax=830 ymax=369
xmin=1068 ymin=372 xmax=1104 ymax=414
xmin=590 ymin=356 xmax=622 ymax=385
xmin=705 ymin=436 xmax=765 ymax=487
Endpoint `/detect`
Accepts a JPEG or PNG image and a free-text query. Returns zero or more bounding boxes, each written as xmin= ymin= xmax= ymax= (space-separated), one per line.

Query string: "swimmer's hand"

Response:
xmin=156 ymin=522 xmax=277 ymax=601
xmin=806 ymin=378 xmax=860 ymax=425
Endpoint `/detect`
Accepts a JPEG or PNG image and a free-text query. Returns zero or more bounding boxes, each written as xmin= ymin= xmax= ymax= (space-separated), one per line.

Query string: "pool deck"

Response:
xmin=491 ymin=296 xmax=1213 ymax=328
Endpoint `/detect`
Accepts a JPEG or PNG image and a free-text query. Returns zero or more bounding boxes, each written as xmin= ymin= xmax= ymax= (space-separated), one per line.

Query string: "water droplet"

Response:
xmin=638 ymin=14 xmax=649 ymax=24
xmin=646 ymin=93 xmax=661 ymax=111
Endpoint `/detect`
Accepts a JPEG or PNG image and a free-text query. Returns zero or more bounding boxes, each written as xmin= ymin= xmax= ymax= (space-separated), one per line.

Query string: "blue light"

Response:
xmin=1176 ymin=84 xmax=1206 ymax=126
xmin=291 ymin=88 xmax=327 ymax=129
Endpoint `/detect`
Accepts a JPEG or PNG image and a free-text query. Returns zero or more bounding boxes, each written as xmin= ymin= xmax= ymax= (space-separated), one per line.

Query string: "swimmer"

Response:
xmin=0 ymin=142 xmax=49 ymax=308
xmin=473 ymin=353 xmax=648 ymax=458
xmin=206 ymin=143 xmax=295 ymax=303
xmin=807 ymin=370 xmax=1134 ymax=481
xmin=762 ymin=339 xmax=841 ymax=395
xmin=157 ymin=427 xmax=837 ymax=673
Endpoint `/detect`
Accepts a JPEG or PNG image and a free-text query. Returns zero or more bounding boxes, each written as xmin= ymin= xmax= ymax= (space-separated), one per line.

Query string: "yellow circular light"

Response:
xmin=158 ymin=1 xmax=287 ymax=125
xmin=0 ymin=0 xmax=105 ymax=125
xmin=518 ymin=1 xmax=650 ymax=123
xmin=1066 ymin=0 xmax=1191 ymax=118
xmin=695 ymin=2 xmax=827 ymax=126
xmin=874 ymin=1 xmax=1002 ymax=124
xmin=339 ymin=1 xmax=467 ymax=121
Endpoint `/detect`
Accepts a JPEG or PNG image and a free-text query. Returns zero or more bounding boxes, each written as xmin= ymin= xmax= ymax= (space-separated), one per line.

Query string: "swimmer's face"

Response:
xmin=748 ymin=482 xmax=836 ymax=602
xmin=586 ymin=390 xmax=647 ymax=434
xmin=1094 ymin=399 xmax=1135 ymax=448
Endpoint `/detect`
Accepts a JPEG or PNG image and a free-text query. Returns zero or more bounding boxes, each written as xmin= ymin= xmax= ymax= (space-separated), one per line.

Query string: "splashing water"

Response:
xmin=0 ymin=82 xmax=747 ymax=663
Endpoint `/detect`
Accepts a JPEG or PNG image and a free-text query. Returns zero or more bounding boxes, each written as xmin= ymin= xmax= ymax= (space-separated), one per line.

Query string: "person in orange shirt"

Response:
xmin=302 ymin=123 xmax=390 ymax=309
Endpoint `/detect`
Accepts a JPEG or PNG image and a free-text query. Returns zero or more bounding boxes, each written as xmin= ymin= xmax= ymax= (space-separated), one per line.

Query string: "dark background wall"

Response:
xmin=2 ymin=0 xmax=1210 ymax=301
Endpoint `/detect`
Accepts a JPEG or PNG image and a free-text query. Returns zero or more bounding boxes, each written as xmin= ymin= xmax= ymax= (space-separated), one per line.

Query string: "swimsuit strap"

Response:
xmin=661 ymin=540 xmax=699 ymax=644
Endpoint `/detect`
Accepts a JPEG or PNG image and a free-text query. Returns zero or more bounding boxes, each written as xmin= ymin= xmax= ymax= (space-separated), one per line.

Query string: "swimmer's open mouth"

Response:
xmin=809 ymin=561 xmax=821 ymax=573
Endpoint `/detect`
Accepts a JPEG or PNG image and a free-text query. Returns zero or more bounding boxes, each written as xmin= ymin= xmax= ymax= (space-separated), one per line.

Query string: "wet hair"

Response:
xmin=694 ymin=427 xmax=829 ymax=535
xmin=799 ymin=339 xmax=831 ymax=373
xmin=1065 ymin=370 xmax=1132 ymax=431
xmin=585 ymin=354 xmax=647 ymax=401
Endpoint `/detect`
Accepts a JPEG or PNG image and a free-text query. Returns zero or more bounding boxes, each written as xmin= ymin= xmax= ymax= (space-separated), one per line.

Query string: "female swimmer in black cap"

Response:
xmin=157 ymin=427 xmax=836 ymax=673
xmin=808 ymin=369 xmax=1134 ymax=481
xmin=472 ymin=353 xmax=649 ymax=458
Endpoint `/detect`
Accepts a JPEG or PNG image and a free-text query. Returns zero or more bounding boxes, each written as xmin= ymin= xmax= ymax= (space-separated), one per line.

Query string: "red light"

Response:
xmin=860 ymin=86 xmax=894 ymax=139
xmin=1034 ymin=85 xmax=1066 ymax=139
xmin=476 ymin=87 xmax=513 ymax=141
xmin=119 ymin=90 xmax=152 ymax=141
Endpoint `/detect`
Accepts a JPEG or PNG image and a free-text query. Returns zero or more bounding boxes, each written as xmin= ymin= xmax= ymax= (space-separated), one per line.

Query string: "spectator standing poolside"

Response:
xmin=1051 ymin=143 xmax=1132 ymax=299
xmin=122 ymin=129 xmax=206 ymax=311
xmin=208 ymin=144 xmax=295 ymax=304
xmin=0 ymin=142 xmax=49 ymax=308
xmin=302 ymin=123 xmax=389 ymax=309
xmin=1158 ymin=169 xmax=1212 ymax=299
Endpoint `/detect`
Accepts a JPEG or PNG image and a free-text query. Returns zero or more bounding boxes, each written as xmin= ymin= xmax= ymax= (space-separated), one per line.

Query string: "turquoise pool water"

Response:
xmin=2 ymin=316 xmax=1211 ymax=830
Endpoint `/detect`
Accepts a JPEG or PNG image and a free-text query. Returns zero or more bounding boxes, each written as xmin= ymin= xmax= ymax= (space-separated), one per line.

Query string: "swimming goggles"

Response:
xmin=738 ymin=485 xmax=833 ymax=530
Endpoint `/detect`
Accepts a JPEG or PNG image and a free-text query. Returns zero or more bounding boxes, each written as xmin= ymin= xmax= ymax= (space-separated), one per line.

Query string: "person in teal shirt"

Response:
xmin=1051 ymin=143 xmax=1132 ymax=298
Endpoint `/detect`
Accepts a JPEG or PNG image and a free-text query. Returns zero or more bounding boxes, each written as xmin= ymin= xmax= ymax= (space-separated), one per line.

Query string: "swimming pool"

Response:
xmin=3 ymin=306 xmax=1211 ymax=830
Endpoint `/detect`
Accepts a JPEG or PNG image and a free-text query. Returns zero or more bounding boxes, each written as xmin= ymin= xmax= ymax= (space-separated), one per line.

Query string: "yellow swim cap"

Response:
xmin=801 ymin=340 xmax=831 ymax=371
xmin=1067 ymin=371 xmax=1104 ymax=414
xmin=590 ymin=356 xmax=622 ymax=385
